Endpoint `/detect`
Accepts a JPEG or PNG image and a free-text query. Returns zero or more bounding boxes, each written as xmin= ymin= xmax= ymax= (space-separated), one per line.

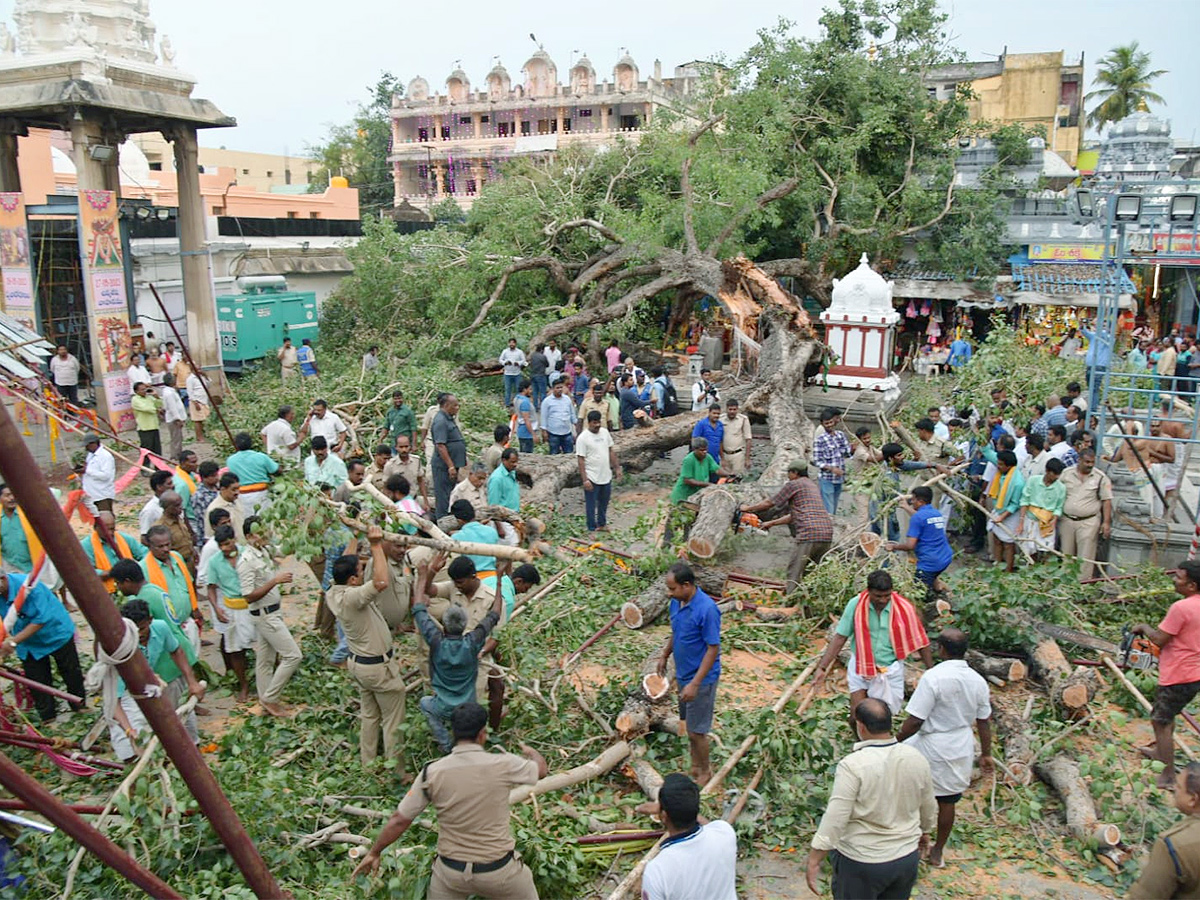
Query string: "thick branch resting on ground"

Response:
xmin=508 ymin=741 xmax=631 ymax=804
xmin=991 ymin=699 xmax=1034 ymax=785
xmin=615 ymin=646 xmax=684 ymax=739
xmin=626 ymin=744 xmax=665 ymax=802
xmin=620 ymin=565 xmax=727 ymax=630
xmin=1026 ymin=636 xmax=1098 ymax=719
xmin=1033 ymin=755 xmax=1120 ymax=848
xmin=966 ymin=651 xmax=1027 ymax=683
xmin=687 ymin=482 xmax=782 ymax=561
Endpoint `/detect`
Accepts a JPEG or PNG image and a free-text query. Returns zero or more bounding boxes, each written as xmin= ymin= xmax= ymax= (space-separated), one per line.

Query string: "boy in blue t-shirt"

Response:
xmin=885 ymin=485 xmax=953 ymax=596
xmin=656 ymin=562 xmax=721 ymax=785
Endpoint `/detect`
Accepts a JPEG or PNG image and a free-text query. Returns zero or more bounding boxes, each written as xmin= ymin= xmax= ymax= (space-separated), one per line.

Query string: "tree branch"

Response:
xmin=544 ymin=219 xmax=625 ymax=244
xmin=455 ymin=257 xmax=573 ymax=340
xmin=706 ymin=177 xmax=800 ymax=256
xmin=681 ymin=115 xmax=725 ymax=257
xmin=532 ymin=272 xmax=691 ymax=348
xmin=895 ymin=178 xmax=956 ymax=237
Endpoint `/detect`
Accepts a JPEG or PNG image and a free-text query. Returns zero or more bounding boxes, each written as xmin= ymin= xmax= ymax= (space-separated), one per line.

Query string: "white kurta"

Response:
xmin=904 ymin=659 xmax=992 ymax=796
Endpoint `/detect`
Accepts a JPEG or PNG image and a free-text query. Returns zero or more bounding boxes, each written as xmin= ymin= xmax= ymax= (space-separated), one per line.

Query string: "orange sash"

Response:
xmin=175 ymin=467 xmax=197 ymax=494
xmin=89 ymin=530 xmax=134 ymax=593
xmin=145 ymin=551 xmax=198 ymax=612
xmin=1 ymin=509 xmax=45 ymax=572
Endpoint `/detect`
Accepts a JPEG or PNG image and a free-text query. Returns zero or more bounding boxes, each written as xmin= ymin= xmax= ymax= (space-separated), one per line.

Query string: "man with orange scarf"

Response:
xmin=142 ymin=525 xmax=203 ymax=657
xmin=814 ymin=570 xmax=933 ymax=719
xmin=80 ymin=511 xmax=146 ymax=594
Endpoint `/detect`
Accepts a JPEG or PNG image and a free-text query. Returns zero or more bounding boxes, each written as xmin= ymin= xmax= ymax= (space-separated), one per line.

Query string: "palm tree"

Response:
xmin=1085 ymin=42 xmax=1167 ymax=130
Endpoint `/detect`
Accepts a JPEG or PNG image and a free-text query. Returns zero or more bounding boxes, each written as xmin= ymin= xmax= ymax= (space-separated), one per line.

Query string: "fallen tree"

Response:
xmin=509 ymin=741 xmax=632 ymax=805
xmin=1026 ymin=636 xmax=1098 ymax=720
xmin=615 ymin=647 xmax=683 ymax=740
xmin=620 ymin=566 xmax=727 ymax=630
xmin=1033 ymin=755 xmax=1121 ymax=849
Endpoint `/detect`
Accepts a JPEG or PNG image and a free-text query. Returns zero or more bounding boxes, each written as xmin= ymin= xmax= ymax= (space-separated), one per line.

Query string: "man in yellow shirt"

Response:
xmin=131 ymin=381 xmax=163 ymax=457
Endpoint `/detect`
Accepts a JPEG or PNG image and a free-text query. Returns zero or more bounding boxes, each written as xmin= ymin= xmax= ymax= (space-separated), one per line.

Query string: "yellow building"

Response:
xmin=924 ymin=51 xmax=1084 ymax=166
xmin=127 ymin=134 xmax=322 ymax=193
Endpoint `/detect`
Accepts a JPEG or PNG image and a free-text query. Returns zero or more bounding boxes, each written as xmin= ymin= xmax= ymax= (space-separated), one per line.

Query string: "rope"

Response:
xmin=84 ymin=618 xmax=159 ymax=723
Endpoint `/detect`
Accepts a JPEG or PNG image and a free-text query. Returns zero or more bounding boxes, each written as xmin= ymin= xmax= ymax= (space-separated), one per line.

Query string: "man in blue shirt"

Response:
xmin=656 ymin=562 xmax=721 ymax=785
xmin=691 ymin=404 xmax=725 ymax=466
xmin=618 ymin=373 xmax=647 ymax=429
xmin=297 ymin=338 xmax=318 ymax=379
xmin=539 ymin=380 xmax=578 ymax=454
xmin=1079 ymin=317 xmax=1114 ymax=391
xmin=886 ymin=486 xmax=953 ymax=597
xmin=0 ymin=571 xmax=85 ymax=722
xmin=948 ymin=336 xmax=972 ymax=369
xmin=514 ymin=379 xmax=538 ymax=453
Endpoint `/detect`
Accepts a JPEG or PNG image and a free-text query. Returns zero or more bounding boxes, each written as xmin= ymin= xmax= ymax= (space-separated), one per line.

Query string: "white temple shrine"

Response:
xmin=819 ymin=254 xmax=900 ymax=398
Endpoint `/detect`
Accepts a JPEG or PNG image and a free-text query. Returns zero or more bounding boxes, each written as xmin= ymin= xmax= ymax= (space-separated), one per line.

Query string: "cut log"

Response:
xmin=615 ymin=648 xmax=679 ymax=739
xmin=620 ymin=565 xmax=727 ymax=630
xmin=339 ymin=513 xmax=533 ymax=563
xmin=1027 ymin=638 xmax=1098 ymax=719
xmin=734 ymin=599 xmax=801 ymax=622
xmin=626 ymin=746 xmax=665 ymax=802
xmin=509 ymin=740 xmax=631 ymax=805
xmin=686 ymin=486 xmax=743 ymax=559
xmin=1033 ymin=755 xmax=1120 ymax=847
xmin=992 ymin=700 xmax=1034 ymax=785
xmin=966 ymin=651 xmax=1027 ymax=684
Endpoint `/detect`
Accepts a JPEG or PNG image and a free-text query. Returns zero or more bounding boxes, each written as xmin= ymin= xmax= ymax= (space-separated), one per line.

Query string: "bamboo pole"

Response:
xmin=0 ymin=751 xmax=183 ymax=899
xmin=0 ymin=666 xmax=84 ymax=703
xmin=0 ymin=402 xmax=286 ymax=900
xmin=337 ymin=512 xmax=532 ymax=562
xmin=1101 ymin=655 xmax=1197 ymax=761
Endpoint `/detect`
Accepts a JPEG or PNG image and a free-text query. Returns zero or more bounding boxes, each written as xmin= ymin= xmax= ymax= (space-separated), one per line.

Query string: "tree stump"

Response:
xmin=615 ymin=647 xmax=681 ymax=739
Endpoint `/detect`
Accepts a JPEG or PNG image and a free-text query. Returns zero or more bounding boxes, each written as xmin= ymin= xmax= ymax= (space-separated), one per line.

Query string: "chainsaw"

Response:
xmin=1119 ymin=625 xmax=1160 ymax=671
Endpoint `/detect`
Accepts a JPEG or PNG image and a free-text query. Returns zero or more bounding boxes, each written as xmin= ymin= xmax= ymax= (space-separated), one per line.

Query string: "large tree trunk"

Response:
xmin=992 ymin=699 xmax=1034 ymax=785
xmin=686 ymin=487 xmax=743 ymax=559
xmin=744 ymin=308 xmax=818 ymax=484
xmin=966 ymin=651 xmax=1027 ymax=684
xmin=620 ymin=565 xmax=727 ymax=629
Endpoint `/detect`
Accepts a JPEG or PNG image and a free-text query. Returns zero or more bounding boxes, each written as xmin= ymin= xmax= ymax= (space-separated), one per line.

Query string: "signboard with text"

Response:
xmin=0 ymin=193 xmax=37 ymax=331
xmin=1028 ymin=243 xmax=1108 ymax=262
xmin=78 ymin=190 xmax=135 ymax=431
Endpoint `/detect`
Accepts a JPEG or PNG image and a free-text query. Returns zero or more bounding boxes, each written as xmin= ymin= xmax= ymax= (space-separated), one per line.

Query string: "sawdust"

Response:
xmin=570 ymin=664 xmax=612 ymax=697
xmin=720 ymin=649 xmax=793 ymax=708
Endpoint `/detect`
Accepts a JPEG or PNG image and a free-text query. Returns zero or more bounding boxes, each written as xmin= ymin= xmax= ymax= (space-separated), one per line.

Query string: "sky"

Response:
xmin=3 ymin=0 xmax=1198 ymax=155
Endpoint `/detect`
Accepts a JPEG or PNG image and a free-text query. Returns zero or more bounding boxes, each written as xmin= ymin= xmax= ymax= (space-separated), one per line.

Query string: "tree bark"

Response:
xmin=686 ymin=486 xmax=743 ymax=559
xmin=1027 ymin=638 xmax=1098 ymax=719
xmin=965 ymin=651 xmax=1027 ymax=684
xmin=992 ymin=700 xmax=1034 ymax=785
xmin=508 ymin=741 xmax=632 ymax=805
xmin=615 ymin=647 xmax=680 ymax=739
xmin=626 ymin=746 xmax=665 ymax=802
xmin=1033 ymin=755 xmax=1120 ymax=848
xmin=744 ymin=309 xmax=818 ymax=484
xmin=619 ymin=566 xmax=727 ymax=630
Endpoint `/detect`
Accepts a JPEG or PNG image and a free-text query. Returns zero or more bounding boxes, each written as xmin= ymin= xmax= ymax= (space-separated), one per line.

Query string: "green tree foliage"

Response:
xmin=1085 ymin=42 xmax=1167 ymax=130
xmin=308 ymin=72 xmax=403 ymax=214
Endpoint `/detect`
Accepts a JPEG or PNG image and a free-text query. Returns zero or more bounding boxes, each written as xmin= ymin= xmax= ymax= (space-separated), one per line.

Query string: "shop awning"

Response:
xmin=0 ymin=313 xmax=54 ymax=381
xmin=892 ymin=279 xmax=993 ymax=301
xmin=1009 ymin=291 xmax=1136 ymax=311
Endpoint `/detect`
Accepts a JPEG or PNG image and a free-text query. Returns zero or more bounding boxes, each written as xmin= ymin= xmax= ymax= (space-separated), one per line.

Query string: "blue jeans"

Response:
xmin=419 ymin=695 xmax=452 ymax=752
xmin=547 ymin=431 xmax=574 ymax=455
xmin=584 ymin=480 xmax=612 ymax=530
xmin=324 ymin=544 xmax=350 ymax=663
xmin=531 ymin=375 xmax=548 ymax=410
xmin=819 ymin=479 xmax=842 ymax=515
xmin=503 ymin=374 xmax=520 ymax=408
xmin=868 ymin=499 xmax=900 ymax=542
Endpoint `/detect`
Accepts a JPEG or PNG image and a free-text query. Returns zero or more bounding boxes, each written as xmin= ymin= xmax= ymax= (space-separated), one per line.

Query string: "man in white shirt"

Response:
xmin=261 ymin=405 xmax=304 ymax=462
xmin=81 ymin=434 xmax=116 ymax=513
xmin=808 ymin=698 xmax=936 ymax=899
xmin=126 ymin=352 xmax=151 ymax=389
xmin=898 ymin=628 xmax=993 ymax=869
xmin=184 ymin=371 xmax=210 ymax=442
xmin=48 ymin=346 xmax=82 ymax=405
xmin=498 ymin=338 xmax=527 ymax=409
xmin=160 ymin=374 xmax=187 ymax=461
xmin=642 ymin=774 xmax=737 ymax=900
xmin=1021 ymin=433 xmax=1050 ymax=481
xmin=928 ymin=408 xmax=950 ymax=442
xmin=691 ymin=368 xmax=719 ymax=412
xmin=304 ymin=399 xmax=347 ymax=455
xmin=576 ymin=411 xmax=619 ymax=532
xmin=139 ymin=470 xmax=174 ymax=542
xmin=543 ymin=339 xmax=562 ymax=373
xmin=1046 ymin=425 xmax=1072 ymax=462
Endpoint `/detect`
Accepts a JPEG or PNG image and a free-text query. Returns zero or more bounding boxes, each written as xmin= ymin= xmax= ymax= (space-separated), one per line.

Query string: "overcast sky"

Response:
xmin=4 ymin=0 xmax=1197 ymax=155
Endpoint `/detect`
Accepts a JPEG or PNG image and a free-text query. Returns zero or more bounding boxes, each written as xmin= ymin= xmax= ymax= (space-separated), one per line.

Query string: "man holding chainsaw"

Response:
xmin=1132 ymin=561 xmax=1200 ymax=789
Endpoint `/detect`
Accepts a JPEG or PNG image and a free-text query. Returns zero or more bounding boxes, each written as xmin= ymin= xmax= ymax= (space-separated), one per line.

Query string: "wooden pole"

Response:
xmin=0 ymin=402 xmax=286 ymax=899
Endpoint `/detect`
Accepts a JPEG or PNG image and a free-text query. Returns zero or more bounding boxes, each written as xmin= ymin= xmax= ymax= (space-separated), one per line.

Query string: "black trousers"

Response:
xmin=831 ymin=849 xmax=920 ymax=900
xmin=138 ymin=429 xmax=162 ymax=457
xmin=55 ymin=383 xmax=80 ymax=405
xmin=23 ymin=639 xmax=86 ymax=722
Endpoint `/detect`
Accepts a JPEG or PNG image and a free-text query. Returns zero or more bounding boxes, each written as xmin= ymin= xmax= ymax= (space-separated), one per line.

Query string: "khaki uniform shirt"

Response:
xmin=1129 ymin=816 xmax=1200 ymax=899
xmin=157 ymin=515 xmax=195 ymax=567
xmin=449 ymin=479 xmax=487 ymax=514
xmin=578 ymin=396 xmax=615 ymax=431
xmin=236 ymin=544 xmax=280 ymax=611
xmin=429 ymin=580 xmax=507 ymax=632
xmin=914 ymin=435 xmax=954 ymax=463
xmin=367 ymin=555 xmax=410 ymax=629
xmin=721 ymin=413 xmax=753 ymax=455
xmin=384 ymin=454 xmax=422 ymax=490
xmin=396 ymin=743 xmax=539 ymax=860
xmin=1060 ymin=467 xmax=1113 ymax=520
xmin=481 ymin=443 xmax=504 ymax=473
xmin=367 ymin=462 xmax=389 ymax=493
xmin=325 ymin=581 xmax=392 ymax=658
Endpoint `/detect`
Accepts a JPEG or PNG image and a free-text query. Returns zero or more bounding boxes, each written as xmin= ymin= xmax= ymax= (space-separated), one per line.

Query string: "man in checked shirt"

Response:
xmin=814 ymin=408 xmax=853 ymax=515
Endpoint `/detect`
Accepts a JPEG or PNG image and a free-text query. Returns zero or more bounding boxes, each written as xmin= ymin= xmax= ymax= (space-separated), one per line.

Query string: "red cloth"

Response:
xmin=852 ymin=590 xmax=928 ymax=678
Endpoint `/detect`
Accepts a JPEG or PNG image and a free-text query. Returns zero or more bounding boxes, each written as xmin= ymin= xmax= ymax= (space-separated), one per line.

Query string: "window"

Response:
xmin=498 ymin=121 xmax=511 ymax=137
xmin=481 ymin=115 xmax=490 ymax=123
xmin=211 ymin=206 xmax=222 ymax=215
xmin=578 ymin=108 xmax=593 ymax=117
xmin=927 ymin=86 xmax=938 ymax=98
xmin=418 ymin=127 xmax=429 ymax=142
xmin=266 ymin=170 xmax=273 ymax=177
xmin=563 ymin=118 xmax=571 ymax=133
xmin=310 ymin=212 xmax=320 ymax=219
xmin=440 ymin=126 xmax=450 ymax=140
xmin=459 ymin=116 xmax=472 ymax=125
xmin=521 ymin=121 xmax=531 ymax=135
xmin=149 ymin=162 xmax=163 ymax=171
xmin=619 ymin=114 xmax=640 ymax=130
xmin=287 ymin=211 xmax=297 ymax=219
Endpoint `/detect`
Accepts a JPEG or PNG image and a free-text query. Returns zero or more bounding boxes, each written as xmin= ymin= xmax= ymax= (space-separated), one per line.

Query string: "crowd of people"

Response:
xmin=7 ymin=328 xmax=1200 ymax=899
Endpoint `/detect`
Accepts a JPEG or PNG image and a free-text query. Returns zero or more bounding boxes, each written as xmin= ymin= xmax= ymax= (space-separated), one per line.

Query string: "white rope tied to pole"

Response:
xmin=84 ymin=617 xmax=160 ymax=722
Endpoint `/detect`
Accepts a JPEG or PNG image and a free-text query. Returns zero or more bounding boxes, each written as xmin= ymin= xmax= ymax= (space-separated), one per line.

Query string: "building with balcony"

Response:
xmin=924 ymin=50 xmax=1085 ymax=167
xmin=390 ymin=50 xmax=712 ymax=211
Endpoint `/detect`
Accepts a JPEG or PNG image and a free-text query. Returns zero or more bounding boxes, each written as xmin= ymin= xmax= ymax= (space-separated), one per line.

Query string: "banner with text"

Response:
xmin=78 ymin=190 xmax=135 ymax=431
xmin=0 ymin=193 xmax=37 ymax=331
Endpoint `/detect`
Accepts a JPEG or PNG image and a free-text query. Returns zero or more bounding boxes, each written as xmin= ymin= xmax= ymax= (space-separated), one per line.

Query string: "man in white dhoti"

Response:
xmin=897 ymin=628 xmax=993 ymax=868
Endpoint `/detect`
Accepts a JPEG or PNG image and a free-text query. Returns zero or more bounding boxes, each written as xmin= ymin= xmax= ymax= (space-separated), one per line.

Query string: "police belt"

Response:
xmin=351 ymin=648 xmax=395 ymax=666
xmin=723 ymin=447 xmax=745 ymax=454
xmin=439 ymin=850 xmax=513 ymax=874
xmin=250 ymin=603 xmax=281 ymax=617
xmin=1063 ymin=512 xmax=1098 ymax=521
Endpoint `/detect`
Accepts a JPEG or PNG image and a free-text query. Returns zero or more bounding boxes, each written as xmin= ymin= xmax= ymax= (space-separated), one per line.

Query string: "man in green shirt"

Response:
xmin=108 ymin=597 xmax=205 ymax=762
xmin=131 ymin=381 xmax=164 ymax=457
xmin=305 ymin=436 xmax=349 ymax=490
xmin=670 ymin=437 xmax=729 ymax=503
xmin=380 ymin=390 xmax=418 ymax=447
xmin=226 ymin=431 xmax=281 ymax=515
xmin=487 ymin=449 xmax=521 ymax=511
xmin=1018 ymin=457 xmax=1067 ymax=559
xmin=112 ymin=559 xmax=201 ymax=743
xmin=0 ymin=484 xmax=32 ymax=572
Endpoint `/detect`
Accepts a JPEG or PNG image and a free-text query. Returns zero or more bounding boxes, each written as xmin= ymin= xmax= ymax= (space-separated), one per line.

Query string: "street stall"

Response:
xmin=1008 ymin=257 xmax=1138 ymax=353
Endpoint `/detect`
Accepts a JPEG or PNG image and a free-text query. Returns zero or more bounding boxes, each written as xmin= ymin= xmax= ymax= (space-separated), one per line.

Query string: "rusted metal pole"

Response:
xmin=0 ymin=798 xmax=109 ymax=814
xmin=0 ymin=751 xmax=183 ymax=898
xmin=147 ymin=282 xmax=236 ymax=448
xmin=0 ymin=665 xmax=84 ymax=703
xmin=0 ymin=401 xmax=286 ymax=898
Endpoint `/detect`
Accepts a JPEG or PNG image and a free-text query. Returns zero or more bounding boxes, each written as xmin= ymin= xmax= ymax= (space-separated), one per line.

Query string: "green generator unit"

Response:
xmin=216 ymin=276 xmax=318 ymax=373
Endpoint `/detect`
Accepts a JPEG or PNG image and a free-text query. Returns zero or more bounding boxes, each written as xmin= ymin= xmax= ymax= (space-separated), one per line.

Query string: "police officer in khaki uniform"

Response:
xmin=1058 ymin=448 xmax=1113 ymax=581
xmin=365 ymin=537 xmax=412 ymax=631
xmin=327 ymin=525 xmax=407 ymax=770
xmin=354 ymin=702 xmax=547 ymax=899
xmin=720 ymin=399 xmax=753 ymax=475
